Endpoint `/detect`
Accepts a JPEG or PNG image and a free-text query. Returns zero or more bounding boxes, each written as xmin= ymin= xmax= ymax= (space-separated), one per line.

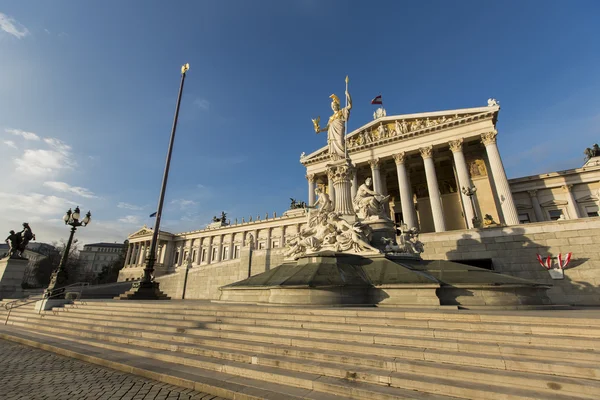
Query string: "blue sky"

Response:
xmin=1 ymin=1 xmax=599 ymax=245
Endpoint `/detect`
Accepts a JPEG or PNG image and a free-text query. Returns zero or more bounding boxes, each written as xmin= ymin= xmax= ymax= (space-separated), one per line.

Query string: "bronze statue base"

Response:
xmin=116 ymin=281 xmax=171 ymax=300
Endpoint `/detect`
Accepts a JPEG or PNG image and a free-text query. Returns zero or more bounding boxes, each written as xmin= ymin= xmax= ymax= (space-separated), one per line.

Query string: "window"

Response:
xmin=192 ymin=250 xmax=197 ymax=262
xmin=201 ymin=249 xmax=207 ymax=263
xmin=585 ymin=206 xmax=599 ymax=217
xmin=518 ymin=213 xmax=531 ymax=224
xmin=234 ymin=245 xmax=240 ymax=259
xmin=258 ymin=242 xmax=265 ymax=249
xmin=211 ymin=247 xmax=218 ymax=261
xmin=223 ymin=246 xmax=229 ymax=260
xmin=272 ymin=240 xmax=279 ymax=248
xmin=548 ymin=209 xmax=564 ymax=221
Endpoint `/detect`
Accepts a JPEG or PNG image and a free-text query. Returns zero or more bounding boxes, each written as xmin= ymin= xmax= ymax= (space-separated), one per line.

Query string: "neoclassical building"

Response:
xmin=118 ymin=101 xmax=600 ymax=282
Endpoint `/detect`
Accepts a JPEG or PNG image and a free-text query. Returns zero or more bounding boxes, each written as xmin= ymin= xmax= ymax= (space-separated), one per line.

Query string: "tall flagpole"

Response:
xmin=120 ymin=63 xmax=190 ymax=300
xmin=344 ymin=75 xmax=349 ymax=160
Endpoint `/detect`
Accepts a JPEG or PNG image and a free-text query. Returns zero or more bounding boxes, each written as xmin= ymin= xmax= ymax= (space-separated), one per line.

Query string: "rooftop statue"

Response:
xmin=584 ymin=143 xmax=600 ymax=161
xmin=312 ymin=76 xmax=352 ymax=161
xmin=487 ymin=98 xmax=499 ymax=107
xmin=2 ymin=223 xmax=36 ymax=259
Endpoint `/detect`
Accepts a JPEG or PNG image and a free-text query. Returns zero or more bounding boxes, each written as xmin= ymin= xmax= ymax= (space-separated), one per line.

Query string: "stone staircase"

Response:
xmin=1 ymin=300 xmax=600 ymax=399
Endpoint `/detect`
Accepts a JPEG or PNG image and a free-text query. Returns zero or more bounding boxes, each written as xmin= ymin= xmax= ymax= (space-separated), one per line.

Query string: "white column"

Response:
xmin=281 ymin=225 xmax=287 ymax=246
xmin=563 ymin=185 xmax=580 ymax=219
xmin=420 ymin=146 xmax=446 ymax=232
xmin=368 ymin=158 xmax=382 ymax=193
xmin=266 ymin=228 xmax=272 ymax=249
xmin=528 ymin=190 xmax=544 ymax=222
xmin=206 ymin=236 xmax=213 ymax=265
xmin=138 ymin=243 xmax=145 ymax=265
xmin=306 ymin=174 xmax=316 ymax=207
xmin=351 ymin=172 xmax=358 ymax=200
xmin=449 ymin=139 xmax=476 ymax=228
xmin=124 ymin=244 xmax=132 ymax=266
xmin=482 ymin=131 xmax=519 ymax=225
xmin=327 ymin=170 xmax=336 ymax=205
xmin=229 ymin=233 xmax=234 ymax=259
xmin=393 ymin=152 xmax=417 ymax=229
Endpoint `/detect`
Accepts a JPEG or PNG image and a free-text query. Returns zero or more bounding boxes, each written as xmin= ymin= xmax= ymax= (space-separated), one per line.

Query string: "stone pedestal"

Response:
xmin=0 ymin=257 xmax=28 ymax=300
xmin=363 ymin=219 xmax=396 ymax=250
xmin=327 ymin=160 xmax=355 ymax=216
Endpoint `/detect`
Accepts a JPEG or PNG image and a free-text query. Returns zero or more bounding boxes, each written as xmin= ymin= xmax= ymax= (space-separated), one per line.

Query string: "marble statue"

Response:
xmin=353 ymin=178 xmax=390 ymax=220
xmin=284 ymin=212 xmax=380 ymax=259
xmin=313 ymin=78 xmax=352 ymax=161
xmin=377 ymin=123 xmax=387 ymax=139
xmin=373 ymin=107 xmax=386 ymax=120
xmin=487 ymin=98 xmax=499 ymax=107
xmin=2 ymin=223 xmax=35 ymax=259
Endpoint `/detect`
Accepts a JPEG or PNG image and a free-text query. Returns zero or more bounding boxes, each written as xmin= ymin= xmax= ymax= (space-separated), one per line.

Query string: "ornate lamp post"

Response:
xmin=119 ymin=63 xmax=189 ymax=300
xmin=461 ymin=186 xmax=481 ymax=228
xmin=45 ymin=206 xmax=91 ymax=298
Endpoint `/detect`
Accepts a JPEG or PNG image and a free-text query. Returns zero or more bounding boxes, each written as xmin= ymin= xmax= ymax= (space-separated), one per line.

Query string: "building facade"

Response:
xmin=79 ymin=242 xmax=126 ymax=277
xmin=118 ymin=102 xmax=600 ymax=305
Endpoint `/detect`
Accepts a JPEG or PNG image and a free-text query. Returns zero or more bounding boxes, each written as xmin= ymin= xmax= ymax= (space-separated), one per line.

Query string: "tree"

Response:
xmin=95 ymin=240 xmax=128 ymax=284
xmin=32 ymin=239 xmax=82 ymax=286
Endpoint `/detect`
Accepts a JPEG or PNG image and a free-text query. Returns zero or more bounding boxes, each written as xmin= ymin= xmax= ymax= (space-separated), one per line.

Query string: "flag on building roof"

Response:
xmin=371 ymin=95 xmax=383 ymax=105
xmin=149 ymin=212 xmax=157 ymax=218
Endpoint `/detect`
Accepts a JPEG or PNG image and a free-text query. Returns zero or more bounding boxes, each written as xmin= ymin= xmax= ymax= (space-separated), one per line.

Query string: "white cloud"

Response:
xmin=0 ymin=13 xmax=29 ymax=39
xmin=5 ymin=128 xmax=40 ymax=141
xmin=170 ymin=199 xmax=198 ymax=210
xmin=3 ymin=140 xmax=17 ymax=149
xmin=43 ymin=181 xmax=96 ymax=198
xmin=14 ymin=137 xmax=76 ymax=177
xmin=193 ymin=98 xmax=210 ymax=111
xmin=117 ymin=202 xmax=143 ymax=211
xmin=118 ymin=215 xmax=141 ymax=224
xmin=0 ymin=192 xmax=72 ymax=216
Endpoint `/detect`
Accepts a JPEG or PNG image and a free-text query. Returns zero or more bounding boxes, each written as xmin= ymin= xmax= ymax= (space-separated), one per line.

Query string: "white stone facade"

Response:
xmin=118 ymin=103 xmax=600 ymax=284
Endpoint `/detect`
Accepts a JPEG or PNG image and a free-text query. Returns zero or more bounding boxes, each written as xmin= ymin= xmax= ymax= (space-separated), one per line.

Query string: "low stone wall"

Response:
xmin=420 ymin=217 xmax=600 ymax=305
xmin=156 ymin=247 xmax=287 ymax=300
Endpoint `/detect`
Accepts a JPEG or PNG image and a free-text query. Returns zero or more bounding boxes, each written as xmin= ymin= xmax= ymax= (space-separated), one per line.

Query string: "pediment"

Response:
xmin=540 ymin=200 xmax=568 ymax=207
xmin=300 ymin=104 xmax=499 ymax=166
xmin=129 ymin=225 xmax=153 ymax=239
xmin=576 ymin=194 xmax=599 ymax=203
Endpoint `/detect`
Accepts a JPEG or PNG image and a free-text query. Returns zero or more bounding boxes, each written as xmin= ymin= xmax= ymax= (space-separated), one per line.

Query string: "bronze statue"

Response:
xmin=2 ymin=223 xmax=35 ymax=259
xmin=584 ymin=144 xmax=600 ymax=162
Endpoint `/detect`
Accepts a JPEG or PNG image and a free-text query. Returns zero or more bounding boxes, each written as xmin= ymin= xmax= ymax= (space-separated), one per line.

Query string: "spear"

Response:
xmin=344 ymin=75 xmax=349 ymax=159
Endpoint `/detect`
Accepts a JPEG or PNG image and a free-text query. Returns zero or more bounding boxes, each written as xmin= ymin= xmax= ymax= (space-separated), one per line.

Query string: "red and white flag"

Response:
xmin=536 ymin=254 xmax=552 ymax=270
xmin=558 ymin=252 xmax=572 ymax=269
xmin=371 ymin=95 xmax=383 ymax=105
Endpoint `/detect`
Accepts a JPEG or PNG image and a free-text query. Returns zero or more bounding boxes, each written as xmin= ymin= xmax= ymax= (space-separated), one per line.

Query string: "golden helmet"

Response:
xmin=329 ymin=94 xmax=340 ymax=105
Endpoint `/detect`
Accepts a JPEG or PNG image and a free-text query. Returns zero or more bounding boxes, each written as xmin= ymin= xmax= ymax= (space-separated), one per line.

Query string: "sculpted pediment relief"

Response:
xmin=301 ymin=106 xmax=497 ymax=166
xmin=129 ymin=226 xmax=153 ymax=239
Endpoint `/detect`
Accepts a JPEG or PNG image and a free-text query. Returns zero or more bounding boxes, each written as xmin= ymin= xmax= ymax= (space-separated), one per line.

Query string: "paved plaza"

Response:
xmin=0 ymin=339 xmax=222 ymax=400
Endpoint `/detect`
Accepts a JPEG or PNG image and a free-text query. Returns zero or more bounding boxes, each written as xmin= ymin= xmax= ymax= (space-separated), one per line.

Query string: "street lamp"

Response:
xmin=119 ymin=63 xmax=190 ymax=300
xmin=45 ymin=206 xmax=91 ymax=298
xmin=461 ymin=186 xmax=481 ymax=228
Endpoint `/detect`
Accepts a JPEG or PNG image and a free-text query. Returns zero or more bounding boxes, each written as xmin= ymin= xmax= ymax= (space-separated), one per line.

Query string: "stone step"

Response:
xmin=3 ymin=325 xmax=458 ymax=400
xmin=13 ymin=308 xmax=600 ymax=366
xmin=57 ymin=304 xmax=600 ymax=338
xmin=0 ymin=326 xmax=362 ymax=400
xmin=14 ymin=316 xmax=600 ymax=399
xmin=9 ymin=313 xmax=600 ymax=382
xmin=8 ymin=321 xmax=592 ymax=400
xmin=22 ymin=308 xmax=600 ymax=351
xmin=71 ymin=300 xmax=600 ymax=327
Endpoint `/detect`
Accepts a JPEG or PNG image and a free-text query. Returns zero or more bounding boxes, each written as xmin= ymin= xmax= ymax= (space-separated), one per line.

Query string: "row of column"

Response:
xmin=306 ymin=130 xmax=520 ymax=231
xmin=124 ymin=240 xmax=166 ymax=267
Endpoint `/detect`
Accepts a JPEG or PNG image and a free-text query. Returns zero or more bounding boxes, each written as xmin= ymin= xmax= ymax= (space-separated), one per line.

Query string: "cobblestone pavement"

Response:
xmin=0 ymin=339 xmax=223 ymax=400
